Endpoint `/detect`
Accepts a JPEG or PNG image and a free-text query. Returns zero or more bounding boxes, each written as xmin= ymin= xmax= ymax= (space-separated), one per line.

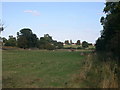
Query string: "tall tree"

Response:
xmin=17 ymin=28 xmax=38 ymax=48
xmin=76 ymin=40 xmax=81 ymax=45
xmin=95 ymin=2 xmax=120 ymax=58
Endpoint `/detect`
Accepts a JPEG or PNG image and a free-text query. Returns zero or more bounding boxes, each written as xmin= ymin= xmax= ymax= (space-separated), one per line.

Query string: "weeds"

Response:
xmin=70 ymin=52 xmax=119 ymax=88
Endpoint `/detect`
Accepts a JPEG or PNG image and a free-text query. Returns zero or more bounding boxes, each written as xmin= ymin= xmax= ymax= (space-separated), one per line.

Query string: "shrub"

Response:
xmin=46 ymin=44 xmax=55 ymax=50
xmin=77 ymin=47 xmax=82 ymax=49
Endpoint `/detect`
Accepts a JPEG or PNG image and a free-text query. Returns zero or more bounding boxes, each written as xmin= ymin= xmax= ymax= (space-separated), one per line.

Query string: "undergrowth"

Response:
xmin=69 ymin=52 xmax=119 ymax=88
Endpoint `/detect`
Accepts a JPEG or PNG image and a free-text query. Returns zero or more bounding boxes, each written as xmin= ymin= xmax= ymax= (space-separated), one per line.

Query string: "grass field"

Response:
xmin=2 ymin=50 xmax=119 ymax=88
xmin=2 ymin=50 xmax=87 ymax=88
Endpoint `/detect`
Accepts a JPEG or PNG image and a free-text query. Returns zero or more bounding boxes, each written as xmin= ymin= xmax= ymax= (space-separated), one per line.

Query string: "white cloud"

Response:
xmin=24 ymin=10 xmax=40 ymax=16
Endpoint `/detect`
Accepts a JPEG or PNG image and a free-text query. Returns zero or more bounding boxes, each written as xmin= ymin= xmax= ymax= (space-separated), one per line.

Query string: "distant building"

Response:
xmin=71 ymin=43 xmax=76 ymax=45
xmin=63 ymin=43 xmax=66 ymax=45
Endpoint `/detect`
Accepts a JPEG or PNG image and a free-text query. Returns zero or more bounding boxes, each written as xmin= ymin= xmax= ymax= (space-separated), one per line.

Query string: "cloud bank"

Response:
xmin=24 ymin=10 xmax=40 ymax=16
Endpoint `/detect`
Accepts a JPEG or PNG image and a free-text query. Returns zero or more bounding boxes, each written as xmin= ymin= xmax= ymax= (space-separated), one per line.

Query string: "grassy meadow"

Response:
xmin=2 ymin=49 xmax=119 ymax=88
xmin=2 ymin=50 xmax=87 ymax=88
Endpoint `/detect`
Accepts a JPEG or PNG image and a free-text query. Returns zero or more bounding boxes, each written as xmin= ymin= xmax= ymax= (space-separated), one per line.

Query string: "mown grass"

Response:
xmin=2 ymin=50 xmax=86 ymax=88
xmin=3 ymin=50 xmax=119 ymax=88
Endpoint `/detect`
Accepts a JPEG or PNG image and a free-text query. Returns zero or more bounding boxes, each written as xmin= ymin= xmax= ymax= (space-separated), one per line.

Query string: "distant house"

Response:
xmin=71 ymin=43 xmax=76 ymax=45
xmin=63 ymin=43 xmax=66 ymax=45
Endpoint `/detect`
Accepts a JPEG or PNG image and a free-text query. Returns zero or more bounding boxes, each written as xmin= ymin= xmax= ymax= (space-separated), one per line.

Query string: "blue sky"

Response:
xmin=2 ymin=2 xmax=105 ymax=43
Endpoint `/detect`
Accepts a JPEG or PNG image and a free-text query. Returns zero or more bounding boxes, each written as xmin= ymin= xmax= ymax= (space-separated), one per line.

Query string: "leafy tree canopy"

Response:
xmin=95 ymin=2 xmax=120 ymax=58
xmin=82 ymin=41 xmax=88 ymax=48
xmin=17 ymin=28 xmax=38 ymax=48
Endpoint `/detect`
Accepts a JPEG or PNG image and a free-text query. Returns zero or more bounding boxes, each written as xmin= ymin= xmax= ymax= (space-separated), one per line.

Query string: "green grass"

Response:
xmin=2 ymin=50 xmax=85 ymax=88
xmin=3 ymin=50 xmax=119 ymax=88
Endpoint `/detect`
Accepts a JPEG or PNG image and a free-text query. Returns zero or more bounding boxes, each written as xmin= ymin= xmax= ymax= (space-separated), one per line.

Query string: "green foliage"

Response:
xmin=5 ymin=29 xmax=63 ymax=50
xmin=64 ymin=40 xmax=69 ymax=45
xmin=17 ymin=36 xmax=28 ymax=49
xmin=4 ymin=36 xmax=16 ymax=47
xmin=55 ymin=42 xmax=63 ymax=49
xmin=82 ymin=41 xmax=88 ymax=48
xmin=76 ymin=40 xmax=81 ymax=45
xmin=38 ymin=34 xmax=53 ymax=49
xmin=46 ymin=43 xmax=55 ymax=50
xmin=96 ymin=2 xmax=120 ymax=59
xmin=38 ymin=34 xmax=63 ymax=50
xmin=17 ymin=28 xmax=38 ymax=48
xmin=95 ymin=37 xmax=105 ymax=51
xmin=2 ymin=37 xmax=7 ymax=43
xmin=77 ymin=47 xmax=82 ymax=49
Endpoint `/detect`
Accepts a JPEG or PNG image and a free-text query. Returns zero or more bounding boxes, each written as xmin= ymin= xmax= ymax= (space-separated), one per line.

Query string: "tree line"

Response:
xmin=95 ymin=2 xmax=120 ymax=59
xmin=2 ymin=28 xmax=93 ymax=50
xmin=2 ymin=28 xmax=63 ymax=50
xmin=64 ymin=40 xmax=91 ymax=49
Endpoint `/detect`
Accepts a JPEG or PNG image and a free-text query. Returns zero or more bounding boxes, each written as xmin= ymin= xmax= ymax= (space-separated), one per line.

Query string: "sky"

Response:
xmin=1 ymin=2 xmax=105 ymax=44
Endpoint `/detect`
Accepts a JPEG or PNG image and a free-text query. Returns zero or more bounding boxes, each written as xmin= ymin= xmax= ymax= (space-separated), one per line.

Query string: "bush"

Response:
xmin=46 ymin=44 xmax=55 ymax=50
xmin=82 ymin=41 xmax=88 ymax=48
xmin=77 ymin=47 xmax=82 ymax=49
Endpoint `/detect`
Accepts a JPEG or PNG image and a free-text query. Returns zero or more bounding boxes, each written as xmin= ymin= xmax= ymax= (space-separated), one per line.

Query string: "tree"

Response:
xmin=56 ymin=42 xmax=63 ymax=49
xmin=43 ymin=34 xmax=53 ymax=43
xmin=17 ymin=28 xmax=38 ymax=48
xmin=29 ymin=34 xmax=38 ymax=47
xmin=76 ymin=40 xmax=81 ymax=45
xmin=65 ymin=40 xmax=69 ymax=45
xmin=46 ymin=43 xmax=55 ymax=50
xmin=95 ymin=2 xmax=120 ymax=58
xmin=82 ymin=41 xmax=88 ymax=48
xmin=4 ymin=35 xmax=16 ymax=46
xmin=0 ymin=20 xmax=5 ymax=33
xmin=95 ymin=37 xmax=105 ymax=51
xmin=17 ymin=36 xmax=28 ymax=49
xmin=38 ymin=34 xmax=63 ymax=50
xmin=38 ymin=34 xmax=54 ymax=49
xmin=38 ymin=37 xmax=47 ymax=49
xmin=2 ymin=37 xmax=7 ymax=43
